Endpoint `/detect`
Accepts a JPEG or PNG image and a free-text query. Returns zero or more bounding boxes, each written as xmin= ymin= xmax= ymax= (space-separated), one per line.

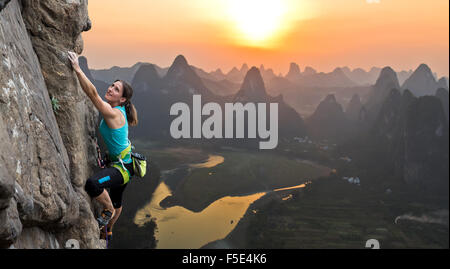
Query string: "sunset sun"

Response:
xmin=226 ymin=0 xmax=287 ymax=47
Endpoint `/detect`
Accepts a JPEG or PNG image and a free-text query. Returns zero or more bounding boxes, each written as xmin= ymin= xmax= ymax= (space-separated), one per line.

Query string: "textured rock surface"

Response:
xmin=21 ymin=0 xmax=96 ymax=188
xmin=0 ymin=0 xmax=102 ymax=248
xmin=0 ymin=0 xmax=11 ymax=11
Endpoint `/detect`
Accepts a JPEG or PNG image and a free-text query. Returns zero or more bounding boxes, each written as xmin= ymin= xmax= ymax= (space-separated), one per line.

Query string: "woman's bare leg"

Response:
xmin=107 ymin=206 xmax=122 ymax=232
xmin=95 ymin=189 xmax=115 ymax=216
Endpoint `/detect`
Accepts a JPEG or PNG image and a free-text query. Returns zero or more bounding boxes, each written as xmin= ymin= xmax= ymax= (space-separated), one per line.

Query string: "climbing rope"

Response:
xmin=94 ymin=137 xmax=106 ymax=168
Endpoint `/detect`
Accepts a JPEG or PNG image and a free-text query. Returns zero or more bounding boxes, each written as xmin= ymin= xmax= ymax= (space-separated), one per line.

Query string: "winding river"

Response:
xmin=133 ymin=154 xmax=309 ymax=249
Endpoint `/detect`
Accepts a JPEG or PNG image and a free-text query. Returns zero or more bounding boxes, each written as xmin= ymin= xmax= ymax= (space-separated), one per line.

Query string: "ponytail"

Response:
xmin=125 ymin=101 xmax=138 ymax=126
xmin=116 ymin=79 xmax=138 ymax=126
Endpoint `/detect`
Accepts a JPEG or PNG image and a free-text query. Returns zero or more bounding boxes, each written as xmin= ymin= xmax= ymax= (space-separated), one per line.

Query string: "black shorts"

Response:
xmin=84 ymin=162 xmax=134 ymax=208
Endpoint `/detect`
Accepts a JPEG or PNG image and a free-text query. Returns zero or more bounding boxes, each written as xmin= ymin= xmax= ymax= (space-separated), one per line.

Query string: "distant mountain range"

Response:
xmin=85 ymin=54 xmax=308 ymax=144
xmin=87 ymin=59 xmax=448 ymax=123
xmin=83 ymin=55 xmax=449 ymax=138
xmin=82 ymin=54 xmax=449 ymax=194
xmin=88 ymin=60 xmax=447 ymax=98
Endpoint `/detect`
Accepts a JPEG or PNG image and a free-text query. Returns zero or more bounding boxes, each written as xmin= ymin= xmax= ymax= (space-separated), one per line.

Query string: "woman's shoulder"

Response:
xmin=113 ymin=105 xmax=126 ymax=114
xmin=113 ymin=106 xmax=127 ymax=120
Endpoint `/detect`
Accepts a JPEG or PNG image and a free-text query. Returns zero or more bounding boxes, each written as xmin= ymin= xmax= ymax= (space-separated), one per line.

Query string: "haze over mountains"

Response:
xmin=92 ymin=59 xmax=444 ymax=116
xmin=89 ymin=59 xmax=447 ymax=95
xmin=79 ymin=54 xmax=449 ymax=195
xmin=82 ymin=55 xmax=449 ymax=138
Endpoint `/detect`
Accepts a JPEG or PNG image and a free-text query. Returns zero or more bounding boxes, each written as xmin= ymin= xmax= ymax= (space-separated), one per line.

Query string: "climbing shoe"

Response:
xmin=97 ymin=209 xmax=114 ymax=228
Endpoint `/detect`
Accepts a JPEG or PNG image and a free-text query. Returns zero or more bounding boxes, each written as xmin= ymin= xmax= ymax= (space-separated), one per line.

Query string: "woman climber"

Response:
xmin=68 ymin=51 xmax=138 ymax=241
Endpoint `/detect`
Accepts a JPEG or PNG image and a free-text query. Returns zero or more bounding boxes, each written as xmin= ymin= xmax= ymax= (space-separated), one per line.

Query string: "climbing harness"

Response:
xmin=94 ymin=137 xmax=147 ymax=181
xmin=110 ymin=143 xmax=132 ymax=184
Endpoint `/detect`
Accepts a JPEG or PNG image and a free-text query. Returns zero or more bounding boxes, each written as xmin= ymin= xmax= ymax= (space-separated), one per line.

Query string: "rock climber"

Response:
xmin=68 ymin=51 xmax=138 ymax=241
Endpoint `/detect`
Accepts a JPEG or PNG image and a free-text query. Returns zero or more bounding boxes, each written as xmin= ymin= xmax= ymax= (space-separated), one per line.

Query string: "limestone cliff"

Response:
xmin=0 ymin=0 xmax=102 ymax=248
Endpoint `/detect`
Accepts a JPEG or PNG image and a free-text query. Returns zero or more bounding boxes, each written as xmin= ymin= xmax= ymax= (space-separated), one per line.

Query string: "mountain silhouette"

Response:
xmin=347 ymin=87 xmax=449 ymax=195
xmin=234 ymin=67 xmax=268 ymax=102
xmin=345 ymin=94 xmax=363 ymax=122
xmin=437 ymin=77 xmax=449 ymax=89
xmin=401 ymin=64 xmax=439 ymax=97
xmin=232 ymin=67 xmax=307 ymax=140
xmin=435 ymin=88 xmax=449 ymax=122
xmin=286 ymin=62 xmax=301 ymax=81
xmin=306 ymin=94 xmax=350 ymax=142
xmin=210 ymin=68 xmax=226 ymax=80
xmin=290 ymin=67 xmax=357 ymax=88
xmin=131 ymin=63 xmax=162 ymax=92
xmin=225 ymin=64 xmax=249 ymax=83
xmin=363 ymin=66 xmax=400 ymax=123
xmin=341 ymin=67 xmax=385 ymax=86
xmin=303 ymin=66 xmax=317 ymax=76
xmin=130 ymin=55 xmax=217 ymax=139
xmin=90 ymin=62 xmax=147 ymax=84
xmin=402 ymin=95 xmax=449 ymax=194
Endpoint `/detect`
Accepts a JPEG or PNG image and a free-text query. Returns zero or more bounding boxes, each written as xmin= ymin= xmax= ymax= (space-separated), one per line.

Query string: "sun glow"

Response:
xmin=226 ymin=0 xmax=288 ymax=47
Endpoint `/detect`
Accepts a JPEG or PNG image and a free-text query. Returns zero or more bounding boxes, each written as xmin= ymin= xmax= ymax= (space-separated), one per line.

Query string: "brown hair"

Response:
xmin=116 ymin=79 xmax=138 ymax=126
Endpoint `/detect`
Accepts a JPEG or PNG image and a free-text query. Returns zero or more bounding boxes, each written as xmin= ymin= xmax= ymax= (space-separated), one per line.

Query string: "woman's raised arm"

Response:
xmin=68 ymin=51 xmax=116 ymax=119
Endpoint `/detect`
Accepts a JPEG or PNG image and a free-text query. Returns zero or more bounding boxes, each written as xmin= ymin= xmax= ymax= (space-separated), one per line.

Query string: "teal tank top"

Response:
xmin=99 ymin=106 xmax=131 ymax=164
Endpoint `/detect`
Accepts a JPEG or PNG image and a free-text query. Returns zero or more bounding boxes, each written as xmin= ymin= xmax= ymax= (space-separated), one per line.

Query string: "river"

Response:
xmin=133 ymin=154 xmax=310 ymax=249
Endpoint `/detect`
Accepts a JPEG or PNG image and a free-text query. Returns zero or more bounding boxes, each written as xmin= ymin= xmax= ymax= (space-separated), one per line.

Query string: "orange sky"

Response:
xmin=82 ymin=0 xmax=449 ymax=77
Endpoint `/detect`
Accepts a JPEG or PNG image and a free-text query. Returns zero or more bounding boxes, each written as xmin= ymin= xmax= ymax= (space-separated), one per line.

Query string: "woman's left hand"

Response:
xmin=68 ymin=51 xmax=81 ymax=72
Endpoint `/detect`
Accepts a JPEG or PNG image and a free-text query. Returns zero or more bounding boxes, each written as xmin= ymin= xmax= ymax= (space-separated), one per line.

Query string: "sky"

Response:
xmin=82 ymin=0 xmax=449 ymax=77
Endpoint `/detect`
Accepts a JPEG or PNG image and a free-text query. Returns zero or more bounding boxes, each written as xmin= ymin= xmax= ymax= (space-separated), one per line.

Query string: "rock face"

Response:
xmin=0 ymin=0 xmax=102 ymax=248
xmin=0 ymin=0 xmax=11 ymax=10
